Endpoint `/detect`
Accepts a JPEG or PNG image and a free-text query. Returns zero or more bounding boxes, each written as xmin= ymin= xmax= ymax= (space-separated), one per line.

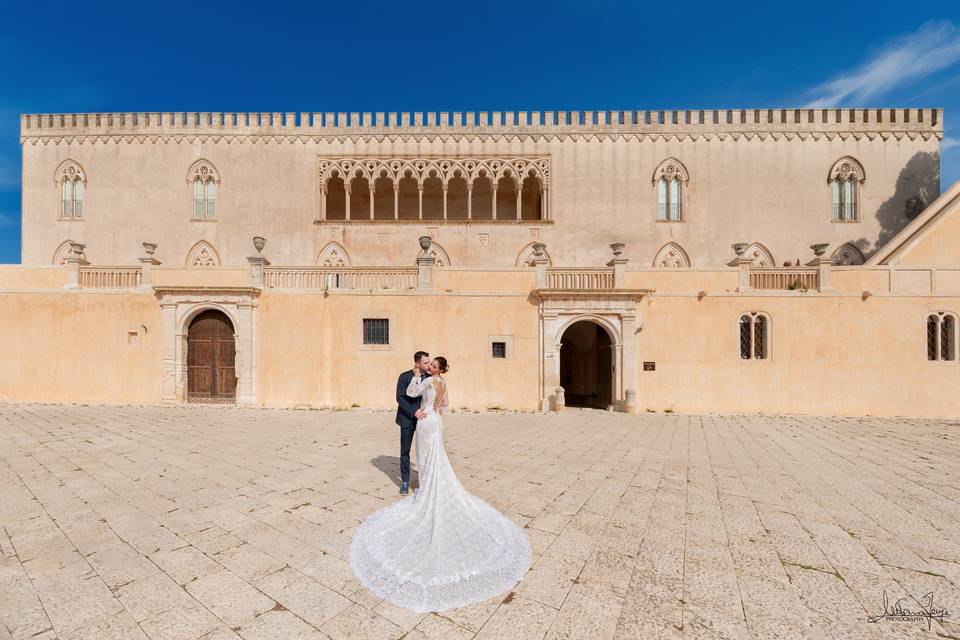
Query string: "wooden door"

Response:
xmin=187 ymin=310 xmax=237 ymax=402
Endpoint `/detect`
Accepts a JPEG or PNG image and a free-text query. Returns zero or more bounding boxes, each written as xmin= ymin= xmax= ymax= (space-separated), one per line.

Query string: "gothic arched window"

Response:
xmin=653 ymin=158 xmax=688 ymax=222
xmin=187 ymin=160 xmax=221 ymax=219
xmin=56 ymin=160 xmax=86 ymax=218
xmin=829 ymin=157 xmax=865 ymax=222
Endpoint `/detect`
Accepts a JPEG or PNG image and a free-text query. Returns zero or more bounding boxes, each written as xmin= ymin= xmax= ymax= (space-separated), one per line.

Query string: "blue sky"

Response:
xmin=1 ymin=1 xmax=958 ymax=263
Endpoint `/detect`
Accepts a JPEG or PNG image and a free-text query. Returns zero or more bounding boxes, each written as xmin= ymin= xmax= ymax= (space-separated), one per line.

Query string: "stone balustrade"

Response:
xmin=749 ymin=268 xmax=820 ymax=291
xmin=78 ymin=267 xmax=142 ymax=289
xmin=263 ymin=267 xmax=418 ymax=291
xmin=546 ymin=268 xmax=616 ymax=290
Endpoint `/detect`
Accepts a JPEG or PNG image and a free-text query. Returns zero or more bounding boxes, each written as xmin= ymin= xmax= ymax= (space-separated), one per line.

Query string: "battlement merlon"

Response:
xmin=19 ymin=109 xmax=944 ymax=141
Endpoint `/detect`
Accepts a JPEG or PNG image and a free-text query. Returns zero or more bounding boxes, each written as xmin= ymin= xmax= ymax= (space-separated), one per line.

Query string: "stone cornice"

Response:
xmin=20 ymin=108 xmax=943 ymax=145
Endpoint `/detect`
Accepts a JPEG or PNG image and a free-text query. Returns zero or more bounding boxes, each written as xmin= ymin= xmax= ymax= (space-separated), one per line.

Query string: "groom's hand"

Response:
xmin=415 ymin=408 xmax=427 ymax=420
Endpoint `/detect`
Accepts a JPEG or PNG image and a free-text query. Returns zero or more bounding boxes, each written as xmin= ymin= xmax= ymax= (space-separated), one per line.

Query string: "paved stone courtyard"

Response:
xmin=1 ymin=405 xmax=959 ymax=640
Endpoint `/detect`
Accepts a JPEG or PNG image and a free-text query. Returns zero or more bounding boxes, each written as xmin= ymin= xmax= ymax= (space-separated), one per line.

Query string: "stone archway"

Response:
xmin=187 ymin=309 xmax=237 ymax=402
xmin=559 ymin=320 xmax=614 ymax=409
xmin=156 ymin=286 xmax=260 ymax=404
xmin=536 ymin=290 xmax=649 ymax=413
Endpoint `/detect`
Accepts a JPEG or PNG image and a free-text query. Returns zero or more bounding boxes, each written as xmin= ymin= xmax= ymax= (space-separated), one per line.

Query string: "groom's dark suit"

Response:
xmin=395 ymin=368 xmax=430 ymax=485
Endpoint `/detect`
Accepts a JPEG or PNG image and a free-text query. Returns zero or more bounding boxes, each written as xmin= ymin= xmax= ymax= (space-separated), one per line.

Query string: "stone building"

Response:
xmin=3 ymin=108 xmax=958 ymax=417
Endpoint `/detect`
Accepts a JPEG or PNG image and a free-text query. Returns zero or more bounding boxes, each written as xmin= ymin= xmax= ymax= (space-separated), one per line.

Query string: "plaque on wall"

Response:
xmin=643 ymin=361 xmax=656 ymax=371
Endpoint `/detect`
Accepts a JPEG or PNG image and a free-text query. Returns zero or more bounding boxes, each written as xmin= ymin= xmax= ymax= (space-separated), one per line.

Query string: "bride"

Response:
xmin=349 ymin=356 xmax=531 ymax=613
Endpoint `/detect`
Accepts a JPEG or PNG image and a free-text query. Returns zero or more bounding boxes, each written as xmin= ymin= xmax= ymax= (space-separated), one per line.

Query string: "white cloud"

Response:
xmin=804 ymin=21 xmax=960 ymax=107
xmin=943 ymin=137 xmax=960 ymax=152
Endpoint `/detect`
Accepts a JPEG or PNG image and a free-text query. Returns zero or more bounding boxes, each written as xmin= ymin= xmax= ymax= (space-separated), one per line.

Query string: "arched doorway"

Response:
xmin=187 ymin=309 xmax=237 ymax=402
xmin=559 ymin=320 xmax=613 ymax=409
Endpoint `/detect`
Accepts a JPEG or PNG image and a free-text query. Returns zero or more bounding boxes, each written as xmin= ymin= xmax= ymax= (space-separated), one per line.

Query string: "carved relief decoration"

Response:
xmin=186 ymin=159 xmax=221 ymax=185
xmin=743 ymin=242 xmax=775 ymax=267
xmin=187 ymin=241 xmax=221 ymax=267
xmin=652 ymin=242 xmax=690 ymax=268
xmin=317 ymin=241 xmax=350 ymax=266
xmin=831 ymin=243 xmax=865 ymax=265
xmin=54 ymin=159 xmax=86 ymax=186
xmin=418 ymin=241 xmax=451 ymax=267
xmin=828 ymin=156 xmax=865 ymax=183
xmin=516 ymin=242 xmax=553 ymax=267
xmin=319 ymin=157 xmax=550 ymax=190
xmin=651 ymin=158 xmax=690 ymax=185
xmin=52 ymin=239 xmax=86 ymax=265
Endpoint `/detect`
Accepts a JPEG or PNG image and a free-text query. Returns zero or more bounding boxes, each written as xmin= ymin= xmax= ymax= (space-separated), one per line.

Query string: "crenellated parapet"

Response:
xmin=20 ymin=108 xmax=943 ymax=144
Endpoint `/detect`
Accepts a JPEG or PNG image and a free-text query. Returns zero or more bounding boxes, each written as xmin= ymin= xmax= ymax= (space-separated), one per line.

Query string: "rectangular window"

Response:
xmin=492 ymin=341 xmax=507 ymax=358
xmin=669 ymin=178 xmax=681 ymax=220
xmin=194 ymin=180 xmax=205 ymax=217
xmin=206 ymin=181 xmax=217 ymax=217
xmin=657 ymin=178 xmax=667 ymax=220
xmin=73 ymin=181 xmax=84 ymax=216
xmin=362 ymin=318 xmax=389 ymax=345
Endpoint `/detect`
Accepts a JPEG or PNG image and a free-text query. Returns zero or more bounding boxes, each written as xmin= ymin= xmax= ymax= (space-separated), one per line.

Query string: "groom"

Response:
xmin=395 ymin=350 xmax=431 ymax=495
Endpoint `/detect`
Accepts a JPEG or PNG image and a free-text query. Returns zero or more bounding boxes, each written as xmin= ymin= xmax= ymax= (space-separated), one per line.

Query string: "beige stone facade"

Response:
xmin=5 ymin=108 xmax=958 ymax=417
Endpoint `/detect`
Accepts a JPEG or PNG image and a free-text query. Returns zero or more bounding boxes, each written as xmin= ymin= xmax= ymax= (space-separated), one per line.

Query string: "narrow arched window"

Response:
xmin=193 ymin=175 xmax=217 ymax=217
xmin=653 ymin=158 xmax=688 ymax=222
xmin=829 ymin=157 xmax=864 ymax=222
xmin=927 ymin=312 xmax=957 ymax=361
xmin=56 ymin=161 xmax=86 ymax=218
xmin=187 ymin=160 xmax=220 ymax=219
xmin=739 ymin=312 xmax=769 ymax=360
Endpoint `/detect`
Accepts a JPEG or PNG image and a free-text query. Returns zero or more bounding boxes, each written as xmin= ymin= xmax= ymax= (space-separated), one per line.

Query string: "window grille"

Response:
xmin=362 ymin=318 xmax=389 ymax=345
xmin=927 ymin=313 xmax=957 ymax=361
xmin=739 ymin=313 xmax=768 ymax=360
xmin=492 ymin=341 xmax=507 ymax=358
xmin=194 ymin=178 xmax=217 ymax=218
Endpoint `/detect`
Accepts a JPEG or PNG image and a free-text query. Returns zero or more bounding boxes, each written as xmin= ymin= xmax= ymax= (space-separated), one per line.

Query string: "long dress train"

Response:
xmin=349 ymin=373 xmax=531 ymax=613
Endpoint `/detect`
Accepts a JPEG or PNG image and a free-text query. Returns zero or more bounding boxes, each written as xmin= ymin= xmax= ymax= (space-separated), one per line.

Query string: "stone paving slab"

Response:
xmin=1 ymin=404 xmax=959 ymax=639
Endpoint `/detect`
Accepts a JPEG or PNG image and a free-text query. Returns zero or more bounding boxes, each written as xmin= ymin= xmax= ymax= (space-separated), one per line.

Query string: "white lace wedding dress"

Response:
xmin=349 ymin=373 xmax=531 ymax=612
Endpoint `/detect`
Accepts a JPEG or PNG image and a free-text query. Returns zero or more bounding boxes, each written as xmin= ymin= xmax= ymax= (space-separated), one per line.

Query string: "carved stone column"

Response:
xmin=248 ymin=236 xmax=270 ymax=288
xmin=442 ymin=184 xmax=448 ymax=220
xmin=732 ymin=243 xmax=752 ymax=291
xmin=492 ymin=186 xmax=498 ymax=220
xmin=620 ymin=313 xmax=638 ymax=411
xmin=63 ymin=241 xmax=88 ymax=289
xmin=160 ymin=301 xmax=178 ymax=401
xmin=345 ymin=186 xmax=351 ymax=221
xmin=418 ymin=185 xmax=424 ymax=220
xmin=417 ymin=236 xmax=435 ymax=290
xmin=515 ymin=187 xmax=522 ymax=220
xmin=811 ymin=243 xmax=833 ymax=291
xmin=607 ymin=242 xmax=628 ymax=288
xmin=369 ymin=185 xmax=375 ymax=219
xmin=531 ymin=242 xmax=549 ymax=288
xmin=393 ymin=185 xmax=399 ymax=220
xmin=138 ymin=242 xmax=160 ymax=290
xmin=467 ymin=185 xmax=473 ymax=219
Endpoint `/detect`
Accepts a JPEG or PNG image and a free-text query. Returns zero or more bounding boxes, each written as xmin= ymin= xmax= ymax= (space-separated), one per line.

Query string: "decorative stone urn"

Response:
xmin=610 ymin=242 xmax=625 ymax=257
xmin=810 ymin=243 xmax=829 ymax=258
xmin=253 ymin=236 xmax=266 ymax=254
xmin=418 ymin=235 xmax=433 ymax=253
xmin=531 ymin=242 xmax=547 ymax=259
xmin=732 ymin=242 xmax=749 ymax=257
xmin=142 ymin=242 xmax=157 ymax=257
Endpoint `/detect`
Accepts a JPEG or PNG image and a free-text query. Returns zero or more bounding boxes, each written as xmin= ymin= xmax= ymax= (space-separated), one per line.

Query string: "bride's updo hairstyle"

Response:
xmin=434 ymin=356 xmax=449 ymax=374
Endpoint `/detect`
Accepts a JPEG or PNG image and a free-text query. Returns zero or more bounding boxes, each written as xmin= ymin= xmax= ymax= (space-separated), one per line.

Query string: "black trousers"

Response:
xmin=399 ymin=423 xmax=417 ymax=484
